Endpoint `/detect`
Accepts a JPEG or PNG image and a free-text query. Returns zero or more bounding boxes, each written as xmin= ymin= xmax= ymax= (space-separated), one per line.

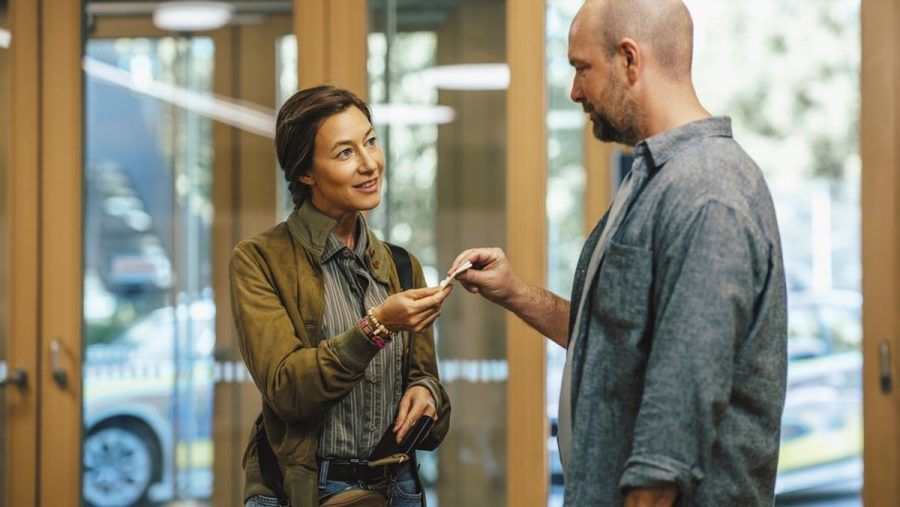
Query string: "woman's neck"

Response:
xmin=332 ymin=210 xmax=360 ymax=250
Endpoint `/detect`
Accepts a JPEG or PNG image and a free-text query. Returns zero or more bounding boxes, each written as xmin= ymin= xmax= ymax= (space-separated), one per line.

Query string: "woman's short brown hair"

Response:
xmin=275 ymin=85 xmax=372 ymax=208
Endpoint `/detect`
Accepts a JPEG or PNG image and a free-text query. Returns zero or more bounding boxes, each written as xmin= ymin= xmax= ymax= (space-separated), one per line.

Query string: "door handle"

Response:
xmin=0 ymin=362 xmax=28 ymax=390
xmin=50 ymin=339 xmax=69 ymax=388
xmin=881 ymin=340 xmax=893 ymax=394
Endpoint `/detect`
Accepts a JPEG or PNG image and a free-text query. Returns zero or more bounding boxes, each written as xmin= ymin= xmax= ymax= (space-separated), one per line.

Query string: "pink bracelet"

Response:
xmin=359 ymin=317 xmax=388 ymax=349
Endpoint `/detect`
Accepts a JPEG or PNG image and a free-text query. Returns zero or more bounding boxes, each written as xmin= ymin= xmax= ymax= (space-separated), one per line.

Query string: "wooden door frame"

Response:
xmin=36 ymin=0 xmax=84 ymax=505
xmin=6 ymin=0 xmax=41 ymax=505
xmin=861 ymin=0 xmax=900 ymax=504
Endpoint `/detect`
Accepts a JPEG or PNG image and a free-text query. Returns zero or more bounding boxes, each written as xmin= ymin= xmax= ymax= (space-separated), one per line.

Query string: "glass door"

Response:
xmin=81 ymin=3 xmax=291 ymax=505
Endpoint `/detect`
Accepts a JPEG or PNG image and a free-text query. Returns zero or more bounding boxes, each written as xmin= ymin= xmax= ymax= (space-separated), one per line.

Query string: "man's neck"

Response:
xmin=639 ymin=83 xmax=711 ymax=140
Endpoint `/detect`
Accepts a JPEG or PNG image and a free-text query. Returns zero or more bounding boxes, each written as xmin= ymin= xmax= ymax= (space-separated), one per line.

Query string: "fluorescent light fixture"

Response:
xmin=371 ymin=104 xmax=455 ymax=126
xmin=153 ymin=1 xmax=233 ymax=32
xmin=0 ymin=28 xmax=10 ymax=49
xmin=83 ymin=56 xmax=276 ymax=138
xmin=420 ymin=64 xmax=510 ymax=91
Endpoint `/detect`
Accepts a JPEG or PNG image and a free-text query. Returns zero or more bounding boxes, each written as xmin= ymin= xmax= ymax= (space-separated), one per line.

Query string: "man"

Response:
xmin=450 ymin=0 xmax=787 ymax=505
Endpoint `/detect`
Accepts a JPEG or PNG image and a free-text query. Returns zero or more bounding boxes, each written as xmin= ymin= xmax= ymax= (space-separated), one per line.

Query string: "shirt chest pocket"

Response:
xmin=592 ymin=240 xmax=653 ymax=332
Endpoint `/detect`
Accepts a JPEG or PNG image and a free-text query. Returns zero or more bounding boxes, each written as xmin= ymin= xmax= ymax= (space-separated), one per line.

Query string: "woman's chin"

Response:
xmin=356 ymin=196 xmax=382 ymax=212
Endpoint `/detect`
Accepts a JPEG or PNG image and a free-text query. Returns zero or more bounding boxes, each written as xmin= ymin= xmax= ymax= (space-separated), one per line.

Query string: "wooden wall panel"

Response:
xmin=506 ymin=0 xmax=548 ymax=505
xmin=295 ymin=0 xmax=367 ymax=96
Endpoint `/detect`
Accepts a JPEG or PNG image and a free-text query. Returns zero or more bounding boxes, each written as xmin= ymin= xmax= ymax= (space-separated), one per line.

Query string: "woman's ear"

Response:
xmin=298 ymin=173 xmax=315 ymax=187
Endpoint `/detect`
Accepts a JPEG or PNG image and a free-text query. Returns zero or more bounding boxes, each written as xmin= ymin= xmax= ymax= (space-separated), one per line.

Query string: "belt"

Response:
xmin=318 ymin=459 xmax=395 ymax=482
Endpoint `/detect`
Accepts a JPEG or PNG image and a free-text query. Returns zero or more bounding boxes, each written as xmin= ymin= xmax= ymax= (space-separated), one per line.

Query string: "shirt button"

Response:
xmin=342 ymin=250 xmax=353 ymax=259
xmin=373 ymin=260 xmax=381 ymax=269
xmin=368 ymin=423 xmax=376 ymax=432
xmin=367 ymin=375 xmax=377 ymax=384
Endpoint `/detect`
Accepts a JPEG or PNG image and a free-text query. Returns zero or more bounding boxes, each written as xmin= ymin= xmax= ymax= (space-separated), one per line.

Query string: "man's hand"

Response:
xmin=623 ymin=485 xmax=678 ymax=507
xmin=449 ymin=247 xmax=571 ymax=348
xmin=372 ymin=285 xmax=452 ymax=333
xmin=449 ymin=247 xmax=525 ymax=308
xmin=393 ymin=386 xmax=437 ymax=443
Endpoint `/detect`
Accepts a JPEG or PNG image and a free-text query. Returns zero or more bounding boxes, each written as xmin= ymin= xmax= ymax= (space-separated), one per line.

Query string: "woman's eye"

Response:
xmin=366 ymin=137 xmax=377 ymax=147
xmin=338 ymin=148 xmax=353 ymax=159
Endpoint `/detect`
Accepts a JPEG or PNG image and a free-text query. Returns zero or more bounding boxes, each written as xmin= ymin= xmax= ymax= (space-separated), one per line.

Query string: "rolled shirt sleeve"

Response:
xmin=620 ymin=200 xmax=760 ymax=496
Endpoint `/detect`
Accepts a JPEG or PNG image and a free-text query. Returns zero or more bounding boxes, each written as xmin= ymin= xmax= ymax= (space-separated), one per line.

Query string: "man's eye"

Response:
xmin=366 ymin=137 xmax=377 ymax=146
xmin=338 ymin=148 xmax=353 ymax=159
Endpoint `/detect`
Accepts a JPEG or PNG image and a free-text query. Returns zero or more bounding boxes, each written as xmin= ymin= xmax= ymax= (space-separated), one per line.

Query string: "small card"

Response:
xmin=438 ymin=260 xmax=473 ymax=289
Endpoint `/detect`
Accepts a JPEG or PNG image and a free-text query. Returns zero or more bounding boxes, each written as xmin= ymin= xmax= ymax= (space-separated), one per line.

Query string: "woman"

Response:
xmin=231 ymin=85 xmax=451 ymax=507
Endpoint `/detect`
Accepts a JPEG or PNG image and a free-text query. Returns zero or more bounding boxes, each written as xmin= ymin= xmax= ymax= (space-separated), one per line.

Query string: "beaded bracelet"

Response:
xmin=366 ymin=307 xmax=392 ymax=337
xmin=359 ymin=317 xmax=389 ymax=349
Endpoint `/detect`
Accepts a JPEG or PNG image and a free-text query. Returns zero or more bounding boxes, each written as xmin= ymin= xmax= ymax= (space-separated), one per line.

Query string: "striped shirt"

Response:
xmin=316 ymin=221 xmax=404 ymax=459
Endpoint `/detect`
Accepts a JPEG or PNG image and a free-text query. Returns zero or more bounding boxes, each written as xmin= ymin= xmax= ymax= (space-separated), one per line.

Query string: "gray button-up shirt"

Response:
xmin=563 ymin=117 xmax=787 ymax=506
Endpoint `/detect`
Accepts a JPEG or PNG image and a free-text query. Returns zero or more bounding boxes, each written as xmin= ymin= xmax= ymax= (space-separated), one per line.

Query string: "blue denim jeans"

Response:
xmin=244 ymin=463 xmax=422 ymax=507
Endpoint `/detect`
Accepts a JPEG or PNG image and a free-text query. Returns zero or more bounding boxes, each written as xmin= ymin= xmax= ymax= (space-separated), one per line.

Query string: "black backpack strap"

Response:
xmin=385 ymin=242 xmax=429 ymax=506
xmin=254 ymin=414 xmax=289 ymax=505
xmin=386 ymin=242 xmax=414 ymax=292
xmin=385 ymin=242 xmax=414 ymax=387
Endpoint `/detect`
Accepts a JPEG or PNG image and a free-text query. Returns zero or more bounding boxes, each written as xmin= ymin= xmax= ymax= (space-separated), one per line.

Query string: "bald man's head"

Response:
xmin=581 ymin=0 xmax=694 ymax=80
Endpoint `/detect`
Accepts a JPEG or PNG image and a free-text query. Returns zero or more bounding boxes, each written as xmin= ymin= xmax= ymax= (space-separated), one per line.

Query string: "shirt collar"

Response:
xmin=321 ymin=220 xmax=369 ymax=264
xmin=637 ymin=116 xmax=733 ymax=170
xmin=286 ymin=201 xmax=393 ymax=285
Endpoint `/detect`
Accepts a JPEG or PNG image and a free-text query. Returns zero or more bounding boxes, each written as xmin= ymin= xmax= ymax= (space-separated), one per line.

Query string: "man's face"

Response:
xmin=568 ymin=13 xmax=640 ymax=145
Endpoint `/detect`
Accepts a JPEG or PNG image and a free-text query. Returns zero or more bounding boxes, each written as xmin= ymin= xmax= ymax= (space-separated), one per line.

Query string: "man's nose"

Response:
xmin=570 ymin=78 xmax=583 ymax=103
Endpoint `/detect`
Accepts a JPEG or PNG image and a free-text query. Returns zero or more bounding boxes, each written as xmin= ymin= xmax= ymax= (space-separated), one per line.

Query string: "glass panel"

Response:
xmin=81 ymin=3 xmax=292 ymax=506
xmin=83 ymin=35 xmax=216 ymax=507
xmin=0 ymin=1 xmax=9 ymax=503
xmin=544 ymin=1 xmax=586 ymax=504
xmin=368 ymin=1 xmax=508 ymax=505
xmin=687 ymin=1 xmax=862 ymax=504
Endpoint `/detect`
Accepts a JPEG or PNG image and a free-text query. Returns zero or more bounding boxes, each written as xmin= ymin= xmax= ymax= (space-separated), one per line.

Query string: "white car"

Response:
xmin=83 ymin=301 xmax=215 ymax=507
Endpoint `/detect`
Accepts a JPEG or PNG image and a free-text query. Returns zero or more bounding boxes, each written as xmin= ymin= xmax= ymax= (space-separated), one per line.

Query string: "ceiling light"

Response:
xmin=371 ymin=104 xmax=455 ymax=126
xmin=420 ymin=64 xmax=510 ymax=91
xmin=153 ymin=1 xmax=234 ymax=32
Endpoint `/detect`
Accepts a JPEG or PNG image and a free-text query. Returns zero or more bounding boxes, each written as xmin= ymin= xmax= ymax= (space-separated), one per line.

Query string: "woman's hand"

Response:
xmin=371 ymin=285 xmax=452 ymax=333
xmin=393 ymin=385 xmax=437 ymax=443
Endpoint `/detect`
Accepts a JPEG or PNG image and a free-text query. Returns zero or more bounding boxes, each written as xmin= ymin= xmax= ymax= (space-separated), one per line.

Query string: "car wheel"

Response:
xmin=83 ymin=423 xmax=156 ymax=507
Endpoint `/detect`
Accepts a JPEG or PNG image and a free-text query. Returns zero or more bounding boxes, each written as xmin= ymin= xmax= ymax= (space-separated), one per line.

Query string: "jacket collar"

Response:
xmin=286 ymin=200 xmax=393 ymax=285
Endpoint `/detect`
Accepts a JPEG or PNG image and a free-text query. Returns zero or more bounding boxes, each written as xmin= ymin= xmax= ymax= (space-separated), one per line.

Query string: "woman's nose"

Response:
xmin=359 ymin=149 xmax=379 ymax=173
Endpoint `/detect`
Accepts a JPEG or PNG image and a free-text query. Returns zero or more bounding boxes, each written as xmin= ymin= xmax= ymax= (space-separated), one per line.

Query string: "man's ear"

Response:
xmin=619 ymin=37 xmax=641 ymax=85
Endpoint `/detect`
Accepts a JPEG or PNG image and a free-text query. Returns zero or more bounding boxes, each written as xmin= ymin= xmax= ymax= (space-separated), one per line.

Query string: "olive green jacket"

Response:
xmin=230 ymin=210 xmax=451 ymax=506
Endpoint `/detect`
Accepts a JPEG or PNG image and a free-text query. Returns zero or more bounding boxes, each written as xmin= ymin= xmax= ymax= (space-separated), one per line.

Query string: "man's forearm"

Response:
xmin=502 ymin=282 xmax=570 ymax=348
xmin=623 ymin=486 xmax=678 ymax=507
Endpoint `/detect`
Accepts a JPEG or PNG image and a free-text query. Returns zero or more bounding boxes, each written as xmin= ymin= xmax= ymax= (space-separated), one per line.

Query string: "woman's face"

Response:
xmin=300 ymin=107 xmax=384 ymax=218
